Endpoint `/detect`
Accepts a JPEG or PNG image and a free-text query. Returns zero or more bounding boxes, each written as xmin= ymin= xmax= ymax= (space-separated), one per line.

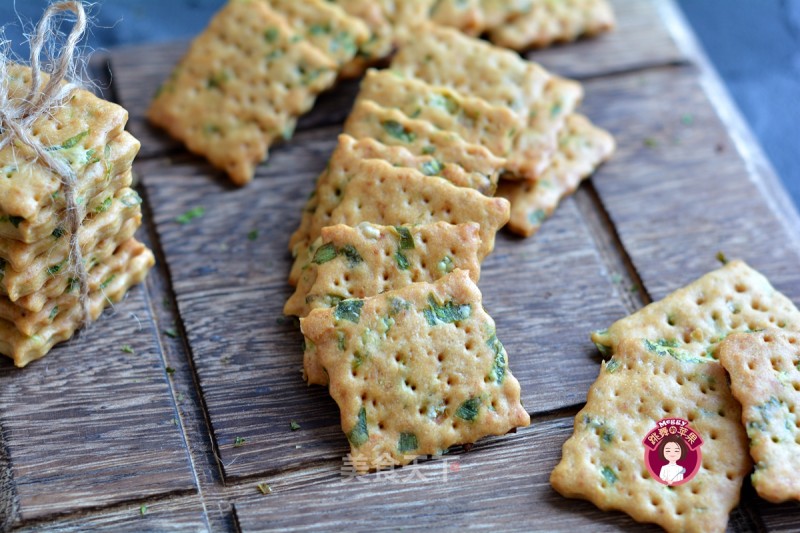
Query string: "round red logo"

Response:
xmin=642 ymin=417 xmax=703 ymax=486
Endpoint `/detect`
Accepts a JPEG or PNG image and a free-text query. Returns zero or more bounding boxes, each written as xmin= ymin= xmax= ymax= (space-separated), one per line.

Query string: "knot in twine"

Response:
xmin=0 ymin=1 xmax=91 ymax=326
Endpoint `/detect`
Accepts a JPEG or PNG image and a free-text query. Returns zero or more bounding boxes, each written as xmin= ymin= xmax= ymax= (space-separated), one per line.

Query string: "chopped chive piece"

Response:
xmin=605 ymin=358 xmax=621 ymax=373
xmin=121 ymin=344 xmax=134 ymax=354
xmin=437 ymin=256 xmax=454 ymax=273
xmin=716 ymin=251 xmax=729 ymax=265
xmin=48 ymin=306 xmax=59 ymax=321
xmin=100 ymin=275 xmax=115 ymax=289
xmin=248 ymin=229 xmax=259 ymax=241
xmin=601 ymin=466 xmax=617 ymax=484
xmin=341 ymin=244 xmax=363 ymax=266
xmin=47 ymin=260 xmax=65 ymax=276
xmin=335 ymin=299 xmax=363 ymax=323
xmin=423 ymin=294 xmax=471 ymax=326
xmin=166 ymin=367 xmax=176 ymax=375
xmin=422 ymin=145 xmax=436 ymax=155
xmin=398 ymin=432 xmax=418 ymax=452
xmin=120 ymin=191 xmax=143 ymax=207
xmin=94 ymin=196 xmax=112 ymax=213
xmin=176 ymin=206 xmax=205 ymax=224
xmin=49 ymin=130 xmax=89 ymax=151
xmin=381 ymin=120 xmax=416 ymax=143
xmin=164 ymin=328 xmax=179 ymax=338
xmin=290 ymin=420 xmax=301 ymax=431
xmin=420 ymin=159 xmax=443 ymax=176
xmin=257 ymin=482 xmax=272 ymax=495
xmin=234 ymin=436 xmax=246 ymax=447
xmin=395 ymin=251 xmax=410 ymax=270
xmin=264 ymin=27 xmax=279 ymax=43
xmin=347 ymin=407 xmax=369 ymax=447
xmin=394 ymin=226 xmax=415 ymax=250
xmin=487 ymin=334 xmax=507 ymax=384
xmin=312 ymin=243 xmax=337 ymax=264
xmin=455 ymin=397 xmax=481 ymax=421
xmin=139 ymin=504 xmax=147 ymax=516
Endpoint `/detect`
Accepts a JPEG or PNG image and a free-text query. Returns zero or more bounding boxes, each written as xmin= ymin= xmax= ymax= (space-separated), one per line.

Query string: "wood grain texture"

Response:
xmin=583 ymin=66 xmax=800 ymax=305
xmin=138 ymin=125 xmax=625 ymax=481
xmin=0 ymin=282 xmax=197 ymax=524
xmin=529 ymin=0 xmax=685 ymax=79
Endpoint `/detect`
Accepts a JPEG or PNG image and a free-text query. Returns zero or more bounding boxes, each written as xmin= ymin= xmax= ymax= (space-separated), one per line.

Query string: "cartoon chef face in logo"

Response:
xmin=643 ymin=418 xmax=703 ymax=486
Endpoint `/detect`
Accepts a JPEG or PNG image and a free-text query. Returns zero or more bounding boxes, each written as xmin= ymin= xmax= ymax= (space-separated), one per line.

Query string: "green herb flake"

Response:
xmin=335 ymin=299 xmax=364 ymax=323
xmin=423 ymin=294 xmax=471 ymax=326
xmin=164 ymin=328 xmax=179 ymax=339
xmin=100 ymin=275 xmax=115 ymax=290
xmin=166 ymin=367 xmax=176 ymax=375
xmin=120 ymin=191 xmax=143 ymax=207
xmin=395 ymin=250 xmax=410 ymax=270
xmin=50 ymin=130 xmax=89 ymax=151
xmin=312 ymin=242 xmax=337 ymax=264
xmin=341 ymin=244 xmax=363 ymax=266
xmin=248 ymin=229 xmax=259 ymax=241
xmin=716 ymin=251 xmax=729 ymax=265
xmin=257 ymin=482 xmax=272 ymax=495
xmin=605 ymin=358 xmax=621 ymax=373
xmin=264 ymin=27 xmax=279 ymax=43
xmin=336 ymin=330 xmax=347 ymax=351
xmin=456 ymin=397 xmax=481 ymax=421
xmin=437 ymin=256 xmax=454 ymax=273
xmin=422 ymin=145 xmax=436 ymax=155
xmin=48 ymin=306 xmax=59 ymax=321
xmin=529 ymin=208 xmax=546 ymax=226
xmin=430 ymin=93 xmax=460 ymax=114
xmin=233 ymin=436 xmax=246 ymax=447
xmin=381 ymin=120 xmax=416 ymax=143
xmin=394 ymin=226 xmax=415 ymax=250
xmin=420 ymin=159 xmax=443 ymax=176
xmin=550 ymin=101 xmax=563 ymax=117
xmin=601 ymin=466 xmax=618 ymax=484
xmin=289 ymin=420 xmax=301 ymax=431
xmin=643 ymin=338 xmax=707 ymax=363
xmin=487 ymin=334 xmax=507 ymax=384
xmin=139 ymin=504 xmax=147 ymax=516
xmin=309 ymin=23 xmax=329 ymax=35
xmin=207 ymin=70 xmax=230 ymax=89
xmin=95 ymin=196 xmax=112 ymax=214
xmin=47 ymin=260 xmax=66 ymax=276
xmin=347 ymin=407 xmax=369 ymax=447
xmin=176 ymin=206 xmax=205 ymax=224
xmin=121 ymin=344 xmax=134 ymax=354
xmin=398 ymin=432 xmax=418 ymax=453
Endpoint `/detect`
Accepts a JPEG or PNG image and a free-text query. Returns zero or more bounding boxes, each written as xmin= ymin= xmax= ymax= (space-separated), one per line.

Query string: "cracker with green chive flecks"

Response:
xmin=355 ymin=69 xmax=524 ymax=158
xmin=265 ymin=0 xmax=370 ymax=66
xmin=0 ymin=185 xmax=142 ymax=304
xmin=344 ymin=102 xmax=504 ymax=194
xmin=289 ymin=159 xmax=508 ymax=286
xmin=497 ymin=113 xmax=614 ymax=237
xmin=591 ymin=261 xmax=800 ymax=361
xmin=291 ymin=133 xmax=499 ymax=256
xmin=391 ymin=24 xmax=582 ymax=180
xmin=718 ymin=329 xmax=800 ymax=503
xmin=332 ymin=0 xmax=435 ymax=77
xmin=488 ymin=0 xmax=615 ymax=51
xmin=147 ymin=0 xmax=337 ymax=185
xmin=550 ymin=338 xmax=750 ymax=533
xmin=286 ymin=219 xmax=482 ymax=322
xmin=0 ymin=238 xmax=154 ymax=368
xmin=1 ymin=117 xmax=138 ymax=245
xmin=300 ymin=269 xmax=529 ymax=471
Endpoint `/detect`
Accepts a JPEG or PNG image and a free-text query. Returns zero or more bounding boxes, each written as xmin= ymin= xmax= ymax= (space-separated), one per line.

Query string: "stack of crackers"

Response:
xmin=0 ymin=65 xmax=154 ymax=368
xmin=285 ymin=26 xmax=618 ymax=472
xmin=148 ymin=1 xmax=615 ymax=187
xmin=551 ymin=260 xmax=800 ymax=531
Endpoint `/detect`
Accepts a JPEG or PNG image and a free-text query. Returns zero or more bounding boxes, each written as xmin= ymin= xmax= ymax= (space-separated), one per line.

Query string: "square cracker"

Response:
xmin=718 ymin=329 xmax=800 ymax=503
xmin=343 ymin=102 xmax=504 ymax=194
xmin=429 ymin=0 xmax=541 ymax=36
xmin=1 ymin=186 xmax=143 ymax=303
xmin=355 ymin=69 xmax=523 ymax=158
xmin=290 ymin=158 xmax=509 ymax=286
xmin=264 ymin=0 xmax=370 ymax=66
xmin=488 ymin=0 xmax=615 ymax=51
xmin=550 ymin=338 xmax=750 ymax=533
xmin=290 ymin=132 xmax=500 ymax=255
xmin=300 ymin=269 xmax=530 ymax=472
xmin=591 ymin=261 xmax=800 ymax=361
xmin=0 ymin=238 xmax=154 ymax=368
xmin=286 ymin=219 xmax=482 ymax=327
xmin=391 ymin=24 xmax=583 ymax=179
xmin=147 ymin=0 xmax=337 ymax=185
xmin=497 ymin=113 xmax=615 ymax=237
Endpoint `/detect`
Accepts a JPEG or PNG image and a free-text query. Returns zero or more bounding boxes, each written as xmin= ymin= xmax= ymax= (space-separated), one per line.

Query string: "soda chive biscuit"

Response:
xmin=266 ymin=0 xmax=370 ymax=66
xmin=287 ymin=219 xmax=482 ymax=335
xmin=344 ymin=102 xmax=505 ymax=194
xmin=356 ymin=69 xmax=524 ymax=158
xmin=300 ymin=269 xmax=530 ymax=472
xmin=591 ymin=261 xmax=800 ymax=360
xmin=718 ymin=329 xmax=800 ymax=503
xmin=551 ymin=338 xmax=750 ymax=533
xmin=0 ymin=239 xmax=154 ymax=368
xmin=391 ymin=24 xmax=582 ymax=180
xmin=147 ymin=0 xmax=337 ymax=185
xmin=497 ymin=114 xmax=615 ymax=237
xmin=488 ymin=0 xmax=615 ymax=51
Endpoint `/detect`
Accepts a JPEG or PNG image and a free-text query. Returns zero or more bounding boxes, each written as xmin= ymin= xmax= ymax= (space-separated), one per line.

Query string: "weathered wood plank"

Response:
xmin=583 ymin=66 xmax=800 ymax=305
xmin=758 ymin=500 xmax=800 ymax=532
xmin=529 ymin=0 xmax=685 ymax=79
xmin=137 ymin=120 xmax=625 ymax=480
xmin=0 ymin=277 xmax=197 ymax=523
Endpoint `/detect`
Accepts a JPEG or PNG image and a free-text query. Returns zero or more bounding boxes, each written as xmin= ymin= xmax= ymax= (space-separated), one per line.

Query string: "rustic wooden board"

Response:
xmin=3 ymin=0 xmax=800 ymax=530
xmin=584 ymin=66 xmax=800 ymax=303
xmin=0 ymin=284 xmax=197 ymax=523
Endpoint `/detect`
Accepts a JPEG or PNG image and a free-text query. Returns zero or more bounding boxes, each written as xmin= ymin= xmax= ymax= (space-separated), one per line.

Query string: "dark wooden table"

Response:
xmin=2 ymin=0 xmax=799 ymax=530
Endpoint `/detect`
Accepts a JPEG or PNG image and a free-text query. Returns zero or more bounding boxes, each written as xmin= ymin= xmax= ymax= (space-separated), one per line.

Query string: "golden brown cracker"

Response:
xmin=551 ymin=338 xmax=750 ymax=533
xmin=300 ymin=269 xmax=529 ymax=471
xmin=718 ymin=329 xmax=800 ymax=503
xmin=147 ymin=0 xmax=337 ymax=185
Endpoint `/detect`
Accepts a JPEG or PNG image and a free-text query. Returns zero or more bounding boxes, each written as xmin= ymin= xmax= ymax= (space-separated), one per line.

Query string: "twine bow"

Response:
xmin=0 ymin=1 xmax=90 ymax=325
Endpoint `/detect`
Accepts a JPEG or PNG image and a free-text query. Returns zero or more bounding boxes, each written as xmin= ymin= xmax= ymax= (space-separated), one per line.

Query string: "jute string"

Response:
xmin=0 ymin=1 xmax=90 ymax=324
